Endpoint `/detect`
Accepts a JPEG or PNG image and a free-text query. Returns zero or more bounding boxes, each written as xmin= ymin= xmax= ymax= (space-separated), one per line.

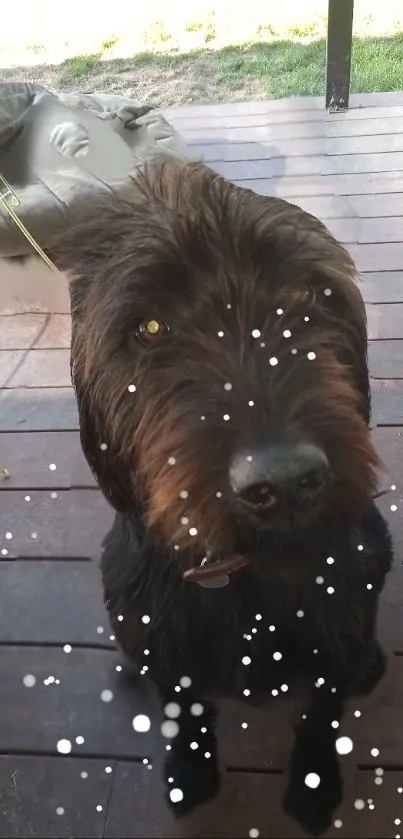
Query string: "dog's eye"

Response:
xmin=136 ymin=318 xmax=170 ymax=344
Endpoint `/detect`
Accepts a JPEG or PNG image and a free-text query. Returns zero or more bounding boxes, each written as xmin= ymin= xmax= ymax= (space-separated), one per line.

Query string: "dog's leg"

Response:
xmin=160 ymin=690 xmax=221 ymax=816
xmin=283 ymin=636 xmax=386 ymax=837
xmin=283 ymin=683 xmax=345 ymax=837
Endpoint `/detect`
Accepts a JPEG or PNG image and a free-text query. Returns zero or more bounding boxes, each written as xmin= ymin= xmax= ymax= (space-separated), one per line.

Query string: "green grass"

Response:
xmin=54 ymin=33 xmax=403 ymax=104
xmin=2 ymin=0 xmax=403 ymax=106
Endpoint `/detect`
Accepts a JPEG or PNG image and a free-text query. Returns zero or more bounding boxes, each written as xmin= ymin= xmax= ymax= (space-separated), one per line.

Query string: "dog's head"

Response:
xmin=54 ymin=158 xmax=380 ymax=561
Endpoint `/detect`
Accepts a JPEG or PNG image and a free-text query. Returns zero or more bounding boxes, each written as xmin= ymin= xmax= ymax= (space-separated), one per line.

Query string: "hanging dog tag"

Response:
xmin=197 ymin=574 xmax=230 ymax=589
xmin=183 ymin=553 xmax=249 ymax=587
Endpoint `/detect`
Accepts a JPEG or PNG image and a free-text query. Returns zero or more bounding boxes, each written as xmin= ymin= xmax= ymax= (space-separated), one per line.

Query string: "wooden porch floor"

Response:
xmin=1 ymin=90 xmax=403 ymax=838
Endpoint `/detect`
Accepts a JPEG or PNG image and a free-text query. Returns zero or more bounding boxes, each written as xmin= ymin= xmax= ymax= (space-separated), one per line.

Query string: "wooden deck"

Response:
xmin=1 ymin=90 xmax=403 ymax=838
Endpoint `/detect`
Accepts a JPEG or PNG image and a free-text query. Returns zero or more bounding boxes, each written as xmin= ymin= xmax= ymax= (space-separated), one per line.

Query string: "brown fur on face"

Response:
xmin=52 ymin=158 xmax=380 ymax=559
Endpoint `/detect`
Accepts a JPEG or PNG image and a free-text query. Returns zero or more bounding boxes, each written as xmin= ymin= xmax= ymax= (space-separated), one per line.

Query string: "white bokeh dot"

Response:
xmin=100 ymin=689 xmax=113 ymax=703
xmin=336 ymin=736 xmax=353 ymax=755
xmin=164 ymin=702 xmax=181 ymax=719
xmin=132 ymin=714 xmax=151 ymax=733
xmin=57 ymin=739 xmax=72 ymax=754
xmin=161 ymin=720 xmax=179 ymax=738
xmin=305 ymin=773 xmax=321 ymax=789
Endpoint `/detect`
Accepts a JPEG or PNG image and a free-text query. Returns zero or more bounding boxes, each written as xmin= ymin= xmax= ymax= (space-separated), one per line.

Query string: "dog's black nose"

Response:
xmin=229 ymin=443 xmax=329 ymax=513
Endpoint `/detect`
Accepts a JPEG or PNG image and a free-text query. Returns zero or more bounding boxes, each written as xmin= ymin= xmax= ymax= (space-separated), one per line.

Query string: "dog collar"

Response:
xmin=183 ymin=552 xmax=250 ymax=588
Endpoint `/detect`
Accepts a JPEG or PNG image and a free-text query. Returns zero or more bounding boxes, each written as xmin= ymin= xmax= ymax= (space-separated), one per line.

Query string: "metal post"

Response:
xmin=325 ymin=0 xmax=354 ymax=111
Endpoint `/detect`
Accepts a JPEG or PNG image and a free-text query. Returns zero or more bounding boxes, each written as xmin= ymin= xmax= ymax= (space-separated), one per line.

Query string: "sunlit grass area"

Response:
xmin=2 ymin=0 xmax=403 ymax=105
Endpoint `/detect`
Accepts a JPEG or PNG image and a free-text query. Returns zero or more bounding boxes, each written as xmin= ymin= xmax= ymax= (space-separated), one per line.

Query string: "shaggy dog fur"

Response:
xmin=52 ymin=158 xmax=393 ymax=836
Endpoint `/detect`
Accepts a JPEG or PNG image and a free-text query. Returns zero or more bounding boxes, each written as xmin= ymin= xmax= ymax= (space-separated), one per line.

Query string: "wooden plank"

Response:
xmin=183 ymin=122 xmax=328 ymax=144
xmin=34 ymin=314 xmax=71 ymax=349
xmin=371 ymin=380 xmax=403 ymax=425
xmin=342 ymin=657 xmax=403 ymax=768
xmin=328 ymin=133 xmax=403 ymax=155
xmin=170 ymin=109 xmax=326 ymax=129
xmin=0 ymin=646 xmax=160 ymax=758
xmin=350 ymin=243 xmax=403 ymax=273
xmin=327 ymin=115 xmax=403 ymax=137
xmin=0 ymin=561 xmax=112 ymax=646
xmin=6 ymin=348 xmax=71 ymax=388
xmin=105 ymin=763 xmax=306 ymax=839
xmin=196 ymin=133 xmax=403 ymax=161
xmin=325 ymin=217 xmax=361 ymax=244
xmin=0 ymin=387 xmax=78 ymax=431
xmin=348 ymin=92 xmax=403 ymax=108
xmin=357 ymin=218 xmax=403 ymax=245
xmin=331 ymin=769 xmax=403 ymax=839
xmin=348 ymin=194 xmax=403 ymax=218
xmin=191 ymin=138 xmax=326 ymax=162
xmin=214 ymin=152 xmax=403 ymax=179
xmin=0 ymin=350 xmax=26 ymax=387
xmin=328 ymin=218 xmax=403 ymax=247
xmin=329 ymin=150 xmax=403 ymax=175
xmin=0 ymin=313 xmax=47 ymax=350
xmin=0 ymin=431 xmax=95 ymax=489
xmin=371 ymin=427 xmax=403 ymax=561
xmin=376 ymin=489 xmax=403 ymax=557
xmin=283 ymin=195 xmax=351 ymax=220
xmin=165 ymin=93 xmax=403 ymax=122
xmin=378 ymin=564 xmax=403 ymax=654
xmin=369 ymin=341 xmax=403 ymax=379
xmin=0 ymin=490 xmax=112 ymax=559
xmin=104 ymin=764 xmax=403 ymax=838
xmin=233 ymin=171 xmax=403 ymax=196
xmin=166 ymin=105 xmax=403 ymax=130
xmin=366 ymin=304 xmax=403 ymax=340
xmin=212 ymin=156 xmax=331 ymax=179
xmin=192 ymin=121 xmax=335 ymax=143
xmin=0 ymin=755 xmax=112 ymax=839
xmin=329 ymin=105 xmax=403 ymax=121
xmin=163 ymin=97 xmax=325 ymax=120
xmin=359 ymin=273 xmax=403 ymax=304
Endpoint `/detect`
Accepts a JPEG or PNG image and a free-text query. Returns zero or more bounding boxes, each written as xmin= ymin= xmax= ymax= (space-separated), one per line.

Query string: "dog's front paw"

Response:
xmin=283 ymin=740 xmax=342 ymax=836
xmin=164 ymin=747 xmax=221 ymax=816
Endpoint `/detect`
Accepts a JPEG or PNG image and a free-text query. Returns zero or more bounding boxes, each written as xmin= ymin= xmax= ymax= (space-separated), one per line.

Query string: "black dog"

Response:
xmin=53 ymin=158 xmax=393 ymax=836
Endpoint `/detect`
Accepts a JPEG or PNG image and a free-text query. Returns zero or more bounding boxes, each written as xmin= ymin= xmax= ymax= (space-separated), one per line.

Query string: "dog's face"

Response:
xmin=54 ymin=159 xmax=380 ymax=559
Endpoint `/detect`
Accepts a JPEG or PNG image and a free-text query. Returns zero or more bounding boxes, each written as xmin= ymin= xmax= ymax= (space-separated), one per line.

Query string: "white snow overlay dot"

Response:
xmin=132 ymin=715 xmax=151 ymax=733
